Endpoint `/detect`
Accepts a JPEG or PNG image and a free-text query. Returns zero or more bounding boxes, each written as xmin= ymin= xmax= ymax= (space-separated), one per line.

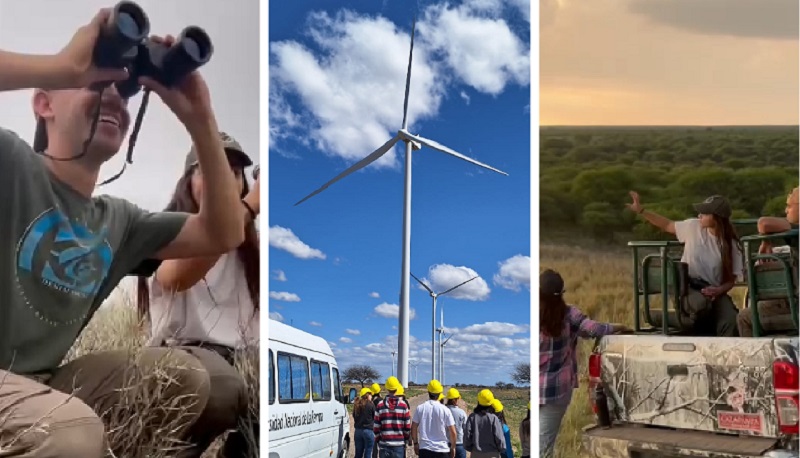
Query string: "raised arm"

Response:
xmin=133 ymin=37 xmax=248 ymax=260
xmin=626 ymin=191 xmax=675 ymax=234
xmin=0 ymin=10 xmax=128 ymax=92
xmin=155 ymin=177 xmax=260 ymax=292
xmin=758 ymin=217 xmax=792 ymax=235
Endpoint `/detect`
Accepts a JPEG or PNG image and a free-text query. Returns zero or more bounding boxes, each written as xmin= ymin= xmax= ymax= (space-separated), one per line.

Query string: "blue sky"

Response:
xmin=268 ymin=0 xmax=530 ymax=386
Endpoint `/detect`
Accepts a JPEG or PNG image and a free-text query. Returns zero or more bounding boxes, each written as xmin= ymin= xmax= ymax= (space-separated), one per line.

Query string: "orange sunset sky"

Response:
xmin=540 ymin=0 xmax=799 ymax=126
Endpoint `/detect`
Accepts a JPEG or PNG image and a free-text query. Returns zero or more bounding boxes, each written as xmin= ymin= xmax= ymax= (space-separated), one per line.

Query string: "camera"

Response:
xmin=92 ymin=1 xmax=213 ymax=98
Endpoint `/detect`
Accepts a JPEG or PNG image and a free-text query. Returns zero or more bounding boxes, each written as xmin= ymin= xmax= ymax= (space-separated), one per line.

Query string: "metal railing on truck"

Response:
xmin=629 ymin=218 xmax=798 ymax=336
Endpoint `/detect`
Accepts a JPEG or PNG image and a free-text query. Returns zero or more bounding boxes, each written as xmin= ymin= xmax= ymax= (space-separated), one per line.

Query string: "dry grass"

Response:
xmin=540 ymin=243 xmax=749 ymax=458
xmin=56 ymin=297 xmax=260 ymax=458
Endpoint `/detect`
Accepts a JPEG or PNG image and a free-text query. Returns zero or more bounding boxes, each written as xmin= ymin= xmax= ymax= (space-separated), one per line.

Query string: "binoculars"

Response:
xmin=92 ymin=1 xmax=213 ymax=98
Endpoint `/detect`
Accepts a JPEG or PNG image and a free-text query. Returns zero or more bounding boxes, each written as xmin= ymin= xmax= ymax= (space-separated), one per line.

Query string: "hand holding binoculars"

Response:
xmin=92 ymin=1 xmax=213 ymax=99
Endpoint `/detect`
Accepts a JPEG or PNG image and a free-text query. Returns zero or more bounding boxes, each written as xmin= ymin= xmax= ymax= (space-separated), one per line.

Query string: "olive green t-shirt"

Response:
xmin=0 ymin=127 xmax=188 ymax=375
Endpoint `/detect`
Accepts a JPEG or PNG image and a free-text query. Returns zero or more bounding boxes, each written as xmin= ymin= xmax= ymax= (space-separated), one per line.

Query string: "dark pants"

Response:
xmin=355 ymin=429 xmax=375 ymax=458
xmin=455 ymin=444 xmax=467 ymax=458
xmin=420 ymin=449 xmax=450 ymax=458
xmin=686 ymin=289 xmax=739 ymax=337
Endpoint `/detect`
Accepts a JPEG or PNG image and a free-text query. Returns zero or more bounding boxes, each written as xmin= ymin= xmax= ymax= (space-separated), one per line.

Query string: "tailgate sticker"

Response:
xmin=717 ymin=411 xmax=764 ymax=434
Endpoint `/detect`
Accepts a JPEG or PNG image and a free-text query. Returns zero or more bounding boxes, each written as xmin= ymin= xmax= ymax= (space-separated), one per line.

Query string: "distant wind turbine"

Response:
xmin=411 ymin=272 xmax=478 ymax=381
xmin=294 ymin=17 xmax=507 ymax=387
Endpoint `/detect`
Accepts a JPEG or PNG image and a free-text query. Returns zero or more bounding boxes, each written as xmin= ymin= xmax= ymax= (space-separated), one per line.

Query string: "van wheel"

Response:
xmin=338 ymin=438 xmax=349 ymax=458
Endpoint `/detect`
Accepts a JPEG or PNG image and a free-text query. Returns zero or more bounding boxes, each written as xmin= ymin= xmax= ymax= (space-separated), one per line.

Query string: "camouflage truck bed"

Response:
xmin=583 ymin=423 xmax=778 ymax=458
xmin=596 ymin=335 xmax=797 ymax=438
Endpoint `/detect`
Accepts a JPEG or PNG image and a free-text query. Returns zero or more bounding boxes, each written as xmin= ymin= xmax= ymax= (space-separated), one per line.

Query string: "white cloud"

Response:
xmin=269 ymin=291 xmax=301 ymax=302
xmin=459 ymin=91 xmax=471 ymax=105
xmin=369 ymin=292 xmax=381 ymax=299
xmin=493 ymin=254 xmax=531 ymax=292
xmin=310 ymin=321 xmax=323 ymax=327
xmin=272 ymin=270 xmax=288 ymax=282
xmin=332 ymin=331 xmax=530 ymax=385
xmin=269 ymin=312 xmax=285 ymax=322
xmin=340 ymin=337 xmax=353 ymax=344
xmin=423 ymin=264 xmax=490 ymax=301
xmin=462 ymin=321 xmax=528 ymax=336
xmin=346 ymin=329 xmax=361 ymax=335
xmin=269 ymin=5 xmax=527 ymax=166
xmin=374 ymin=303 xmax=417 ymax=320
xmin=419 ymin=3 xmax=529 ymax=95
xmin=269 ymin=226 xmax=326 ymax=260
xmin=329 ymin=341 xmax=338 ymax=347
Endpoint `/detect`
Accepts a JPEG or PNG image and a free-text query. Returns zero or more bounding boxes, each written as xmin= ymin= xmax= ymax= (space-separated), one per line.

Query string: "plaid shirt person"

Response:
xmin=539 ymin=306 xmax=614 ymax=404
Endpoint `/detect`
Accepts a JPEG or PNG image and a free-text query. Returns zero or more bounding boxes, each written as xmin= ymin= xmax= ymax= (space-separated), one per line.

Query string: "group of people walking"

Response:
xmin=353 ymin=377 xmax=531 ymax=458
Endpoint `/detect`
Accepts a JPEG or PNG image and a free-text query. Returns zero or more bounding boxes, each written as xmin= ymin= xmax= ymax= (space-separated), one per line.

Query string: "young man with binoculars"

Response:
xmin=0 ymin=7 xmax=256 ymax=458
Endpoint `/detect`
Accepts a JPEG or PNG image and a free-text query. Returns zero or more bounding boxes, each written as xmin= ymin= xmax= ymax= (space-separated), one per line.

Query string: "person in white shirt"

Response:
xmin=627 ymin=192 xmax=743 ymax=336
xmin=136 ymin=132 xmax=261 ymax=456
xmin=412 ymin=380 xmax=457 ymax=458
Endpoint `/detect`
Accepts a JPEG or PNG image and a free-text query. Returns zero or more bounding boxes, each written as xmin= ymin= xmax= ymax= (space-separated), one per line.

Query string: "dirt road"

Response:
xmin=348 ymin=394 xmax=470 ymax=458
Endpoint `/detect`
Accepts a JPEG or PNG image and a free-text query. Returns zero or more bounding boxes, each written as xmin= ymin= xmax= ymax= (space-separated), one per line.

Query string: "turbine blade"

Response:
xmin=410 ymin=272 xmax=434 ymax=294
xmin=401 ymin=17 xmax=416 ymax=129
xmin=440 ymin=275 xmax=479 ymax=296
xmin=405 ymin=132 xmax=508 ymax=176
xmin=294 ymin=135 xmax=400 ymax=206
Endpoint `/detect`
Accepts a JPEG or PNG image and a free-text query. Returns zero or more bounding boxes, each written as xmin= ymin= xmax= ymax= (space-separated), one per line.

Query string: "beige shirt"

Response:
xmin=148 ymin=252 xmax=259 ymax=348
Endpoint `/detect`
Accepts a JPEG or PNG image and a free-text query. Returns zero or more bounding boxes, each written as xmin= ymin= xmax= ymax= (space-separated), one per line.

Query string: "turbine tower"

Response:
xmin=294 ymin=18 xmax=507 ymax=387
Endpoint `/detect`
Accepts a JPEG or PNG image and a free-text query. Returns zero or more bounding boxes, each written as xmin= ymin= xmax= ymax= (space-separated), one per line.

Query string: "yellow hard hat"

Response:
xmin=491 ymin=399 xmax=504 ymax=413
xmin=427 ymin=379 xmax=444 ymax=394
xmin=446 ymin=388 xmax=461 ymax=400
xmin=396 ymin=386 xmax=405 ymax=396
xmin=477 ymin=389 xmax=494 ymax=406
xmin=370 ymin=383 xmax=381 ymax=395
xmin=438 ymin=393 xmax=444 ymax=401
xmin=360 ymin=387 xmax=372 ymax=397
xmin=386 ymin=376 xmax=402 ymax=392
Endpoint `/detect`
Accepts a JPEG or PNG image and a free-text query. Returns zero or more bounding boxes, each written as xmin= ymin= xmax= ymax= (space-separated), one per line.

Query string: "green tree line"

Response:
xmin=540 ymin=127 xmax=799 ymax=241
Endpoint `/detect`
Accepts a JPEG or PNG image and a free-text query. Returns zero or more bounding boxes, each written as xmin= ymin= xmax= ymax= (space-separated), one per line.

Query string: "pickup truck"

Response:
xmin=582 ymin=224 xmax=799 ymax=458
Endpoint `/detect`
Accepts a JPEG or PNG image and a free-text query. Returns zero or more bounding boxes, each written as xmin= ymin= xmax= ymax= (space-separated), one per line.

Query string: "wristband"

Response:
xmin=242 ymin=200 xmax=256 ymax=220
xmin=638 ymin=207 xmax=645 ymax=215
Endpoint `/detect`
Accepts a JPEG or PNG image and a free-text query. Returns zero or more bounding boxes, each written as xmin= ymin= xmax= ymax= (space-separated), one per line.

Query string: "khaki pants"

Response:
xmin=0 ymin=346 xmax=247 ymax=458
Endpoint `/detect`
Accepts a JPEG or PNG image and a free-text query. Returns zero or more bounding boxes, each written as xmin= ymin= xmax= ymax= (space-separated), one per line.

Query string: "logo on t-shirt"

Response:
xmin=17 ymin=208 xmax=113 ymax=299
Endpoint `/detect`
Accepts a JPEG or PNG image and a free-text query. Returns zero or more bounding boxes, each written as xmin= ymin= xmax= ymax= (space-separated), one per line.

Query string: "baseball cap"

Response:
xmin=184 ymin=131 xmax=253 ymax=173
xmin=540 ymin=269 xmax=564 ymax=296
xmin=692 ymin=195 xmax=731 ymax=219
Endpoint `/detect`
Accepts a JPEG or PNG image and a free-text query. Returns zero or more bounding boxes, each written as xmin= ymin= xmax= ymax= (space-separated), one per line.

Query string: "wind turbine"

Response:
xmin=391 ymin=350 xmax=397 ymax=376
xmin=411 ymin=273 xmax=478 ymax=381
xmin=409 ymin=359 xmax=420 ymax=384
xmin=294 ymin=18 xmax=508 ymax=387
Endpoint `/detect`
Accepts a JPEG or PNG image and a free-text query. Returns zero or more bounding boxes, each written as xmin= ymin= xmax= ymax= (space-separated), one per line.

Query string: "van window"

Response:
xmin=310 ymin=360 xmax=332 ymax=401
xmin=277 ymin=352 xmax=310 ymax=403
xmin=268 ymin=350 xmax=275 ymax=405
xmin=332 ymin=367 xmax=343 ymax=402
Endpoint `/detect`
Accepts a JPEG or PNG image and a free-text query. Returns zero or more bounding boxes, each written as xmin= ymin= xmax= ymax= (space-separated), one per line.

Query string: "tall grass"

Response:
xmin=61 ymin=293 xmax=260 ymax=458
